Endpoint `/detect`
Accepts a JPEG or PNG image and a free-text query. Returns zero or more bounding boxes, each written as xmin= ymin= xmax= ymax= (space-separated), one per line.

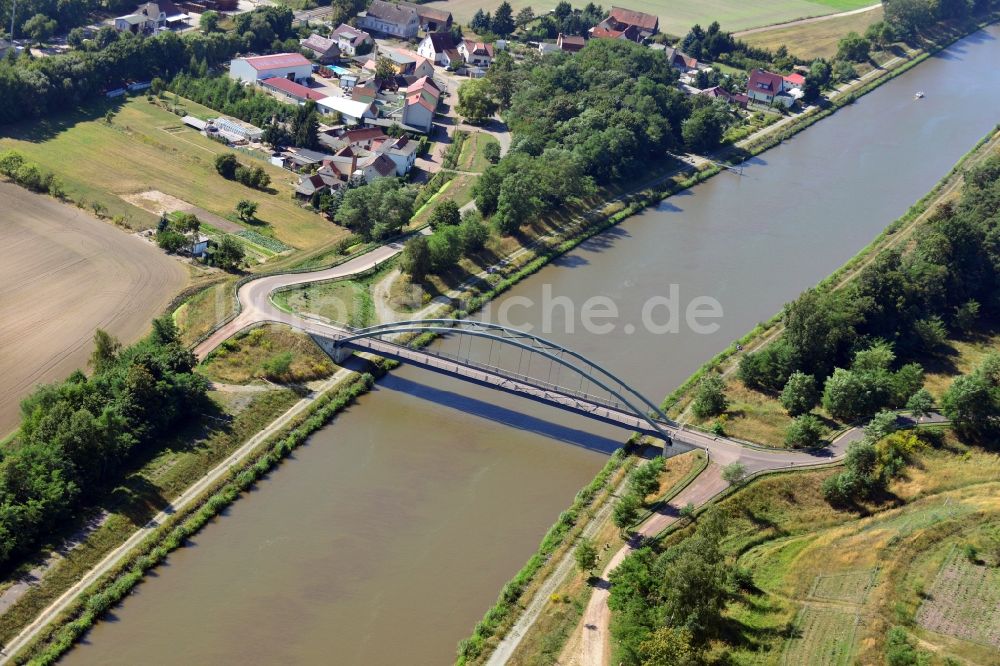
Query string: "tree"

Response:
xmin=941 ymin=353 xmax=1000 ymax=440
xmin=156 ymin=230 xmax=188 ymax=253
xmin=612 ymin=493 xmax=641 ymax=531
xmin=491 ymin=1 xmax=515 ymax=36
xmin=692 ymin=374 xmax=727 ymax=419
xmin=429 ymin=200 xmax=461 ymax=229
xmin=401 ymin=235 xmax=431 ymax=282
xmin=457 ymin=215 xmax=490 ymax=254
xmin=785 ymin=413 xmax=826 ymax=448
xmin=865 ymin=20 xmax=896 ymax=48
xmin=486 ymin=49 xmax=517 ymax=109
xmin=574 ymin=537 xmax=598 ymax=574
xmin=833 ymin=59 xmax=856 ymax=82
xmin=89 ymin=330 xmax=121 ymax=374
xmin=780 ymin=371 xmax=819 ymax=416
xmin=456 ymin=78 xmax=499 ymax=124
xmin=215 ymin=153 xmax=239 ymax=179
xmin=67 ymin=27 xmax=86 ymax=48
xmin=235 ymin=199 xmax=258 ymax=223
xmin=906 ymin=388 xmax=934 ymax=417
xmin=483 ymin=141 xmax=501 ymax=164
xmin=954 ymin=299 xmax=980 ymax=335
xmin=23 ymin=13 xmax=57 ymax=42
xmin=335 ymin=179 xmax=416 ymax=240
xmin=199 ymin=10 xmax=220 ymax=33
xmin=836 ymin=32 xmax=871 ymax=62
xmin=151 ymin=315 xmax=180 ymax=345
xmin=681 ymin=103 xmax=729 ymax=153
xmin=470 ymin=8 xmax=492 ymax=33
xmin=516 ymin=6 xmax=535 ymax=25
xmin=374 ymin=56 xmax=396 ymax=81
xmin=628 ymin=457 xmax=665 ymax=500
xmin=822 ymin=368 xmax=868 ymax=421
xmin=883 ymin=0 xmax=934 ymax=38
xmin=638 ymin=627 xmax=698 ymax=666
xmin=721 ymin=461 xmax=747 ymax=485
xmin=213 ymin=236 xmax=245 ymax=270
xmin=809 ymin=59 xmax=832 ymax=86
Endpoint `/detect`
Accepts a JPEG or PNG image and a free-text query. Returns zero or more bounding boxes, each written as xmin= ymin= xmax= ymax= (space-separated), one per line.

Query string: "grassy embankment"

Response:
xmin=652 ymin=433 xmax=1000 ymax=664
xmin=198 ymin=324 xmax=338 ymax=385
xmin=0 ymin=95 xmax=345 ymax=253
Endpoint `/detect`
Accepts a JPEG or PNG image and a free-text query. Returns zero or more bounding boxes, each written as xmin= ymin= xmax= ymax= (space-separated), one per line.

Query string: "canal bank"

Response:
xmin=33 ymin=22 xmax=1000 ymax=666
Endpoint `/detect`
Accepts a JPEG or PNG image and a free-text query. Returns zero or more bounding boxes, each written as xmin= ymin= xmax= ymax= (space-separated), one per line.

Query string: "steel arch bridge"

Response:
xmin=327 ymin=319 xmax=676 ymax=444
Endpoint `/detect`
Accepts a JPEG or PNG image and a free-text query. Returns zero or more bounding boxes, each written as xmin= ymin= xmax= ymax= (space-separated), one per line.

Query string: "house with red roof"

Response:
xmin=458 ymin=39 xmax=495 ymax=67
xmin=229 ymin=53 xmax=313 ymax=84
xmin=746 ymin=69 xmax=794 ymax=107
xmin=401 ymin=76 xmax=441 ymax=133
xmin=783 ymin=72 xmax=806 ymax=89
xmin=590 ymin=6 xmax=658 ymax=43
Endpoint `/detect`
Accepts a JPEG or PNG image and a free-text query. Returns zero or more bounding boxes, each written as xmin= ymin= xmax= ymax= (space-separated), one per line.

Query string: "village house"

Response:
xmin=301 ymin=34 xmax=341 ymax=64
xmin=783 ymin=72 xmax=806 ymax=90
xmin=417 ymin=32 xmax=459 ymax=66
xmin=317 ymin=95 xmax=378 ymax=124
xmin=458 ymin=39 xmax=494 ymax=67
xmin=747 ymin=68 xmax=795 ymax=108
xmin=229 ymin=53 xmax=313 ymax=84
xmin=399 ymin=1 xmax=452 ymax=32
xmin=357 ymin=0 xmax=420 ymax=39
xmin=372 ymin=135 xmax=419 ymax=175
xmin=361 ymin=49 xmax=435 ymax=79
xmin=260 ymin=77 xmax=327 ymax=104
xmin=663 ymin=46 xmax=698 ymax=72
xmin=556 ymin=33 xmax=585 ymax=53
xmin=331 ymin=24 xmax=374 ymax=56
xmin=699 ymin=86 xmax=748 ymax=108
xmin=114 ymin=0 xmax=188 ymax=33
xmin=590 ymin=6 xmax=658 ymax=43
xmin=401 ymin=76 xmax=441 ymax=133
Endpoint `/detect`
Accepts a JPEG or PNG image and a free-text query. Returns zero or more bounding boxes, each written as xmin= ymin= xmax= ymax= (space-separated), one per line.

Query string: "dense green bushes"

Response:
xmin=0 ymin=149 xmax=62 ymax=196
xmin=0 ymin=319 xmax=208 ymax=571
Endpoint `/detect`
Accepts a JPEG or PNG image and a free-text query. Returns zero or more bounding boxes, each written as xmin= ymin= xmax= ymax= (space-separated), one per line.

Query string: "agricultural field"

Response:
xmin=739 ymin=5 xmax=885 ymax=59
xmin=0 ymin=95 xmax=345 ymax=253
xmin=0 ymin=182 xmax=188 ymax=437
xmin=429 ymin=0 xmax=878 ymax=37
xmin=720 ymin=438 xmax=1000 ymax=665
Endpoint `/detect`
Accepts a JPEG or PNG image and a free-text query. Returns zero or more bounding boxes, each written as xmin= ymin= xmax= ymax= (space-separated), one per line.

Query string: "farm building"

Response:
xmin=316 ymin=96 xmax=378 ymax=124
xmin=260 ymin=77 xmax=327 ymax=104
xmin=229 ymin=53 xmax=313 ymax=84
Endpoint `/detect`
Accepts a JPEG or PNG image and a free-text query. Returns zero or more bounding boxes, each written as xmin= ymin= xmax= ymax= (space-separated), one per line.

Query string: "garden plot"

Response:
xmin=916 ymin=549 xmax=1000 ymax=648
xmin=782 ymin=606 xmax=861 ymax=666
xmin=808 ymin=568 xmax=877 ymax=604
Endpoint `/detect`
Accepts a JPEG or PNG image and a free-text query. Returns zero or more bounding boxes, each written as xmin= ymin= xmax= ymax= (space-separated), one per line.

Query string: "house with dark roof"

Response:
xmin=747 ymin=69 xmax=793 ymax=107
xmin=301 ymin=33 xmax=341 ymax=64
xmin=590 ymin=6 xmax=658 ymax=43
xmin=331 ymin=23 xmax=374 ymax=56
xmin=556 ymin=33 xmax=585 ymax=53
xmin=417 ymin=32 xmax=458 ymax=65
xmin=663 ymin=46 xmax=697 ymax=72
xmin=357 ymin=0 xmax=420 ymax=39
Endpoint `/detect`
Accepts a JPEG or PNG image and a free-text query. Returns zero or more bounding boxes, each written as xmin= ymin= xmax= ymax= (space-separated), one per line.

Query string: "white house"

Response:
xmin=114 ymin=0 xmax=188 ymax=33
xmin=229 ymin=53 xmax=313 ymax=84
xmin=373 ymin=135 xmax=419 ymax=175
xmin=417 ymin=32 xmax=458 ymax=66
xmin=356 ymin=0 xmax=419 ymax=39
xmin=458 ymin=39 xmax=494 ymax=68
xmin=401 ymin=76 xmax=440 ymax=134
xmin=331 ymin=23 xmax=374 ymax=56
xmin=317 ymin=96 xmax=377 ymax=124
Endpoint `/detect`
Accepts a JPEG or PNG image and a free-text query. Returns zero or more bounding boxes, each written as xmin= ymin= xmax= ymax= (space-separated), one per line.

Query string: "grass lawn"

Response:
xmin=427 ymin=0 xmax=878 ymax=37
xmin=458 ymin=131 xmax=499 ymax=173
xmin=174 ymin=277 xmax=239 ymax=347
xmin=0 ymin=95 xmax=345 ymax=253
xmin=198 ymin=324 xmax=338 ymax=384
xmin=740 ymin=5 xmax=885 ymax=59
xmin=273 ymin=279 xmax=374 ymax=328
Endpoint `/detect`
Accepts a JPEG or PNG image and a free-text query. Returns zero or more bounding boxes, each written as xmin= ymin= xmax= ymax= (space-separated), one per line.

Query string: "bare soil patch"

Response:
xmin=0 ymin=182 xmax=187 ymax=436
xmin=121 ymin=189 xmax=242 ymax=232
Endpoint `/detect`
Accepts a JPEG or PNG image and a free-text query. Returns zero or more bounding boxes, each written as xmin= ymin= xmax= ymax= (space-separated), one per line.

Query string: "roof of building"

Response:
xmin=261 ymin=77 xmax=327 ymax=101
xmin=461 ymin=39 xmax=494 ymax=57
xmin=332 ymin=23 xmax=372 ymax=45
xmin=664 ymin=46 xmax=697 ymax=70
xmin=302 ymin=33 xmax=339 ymax=55
xmin=607 ymin=6 xmax=658 ymax=30
xmin=382 ymin=135 xmax=418 ymax=156
xmin=318 ymin=95 xmax=375 ymax=119
xmin=242 ymin=53 xmax=312 ymax=71
xmin=404 ymin=75 xmax=440 ymax=95
xmin=590 ymin=23 xmax=642 ymax=41
xmin=748 ymin=69 xmax=784 ymax=95
xmin=344 ymin=127 xmax=386 ymax=143
xmin=182 ymin=115 xmax=207 ymax=130
xmin=557 ymin=33 xmax=585 ymax=51
xmin=364 ymin=0 xmax=418 ymax=25
xmin=783 ymin=72 xmax=806 ymax=87
xmin=351 ymin=85 xmax=377 ymax=102
xmin=400 ymin=1 xmax=451 ymax=23
xmin=423 ymin=32 xmax=456 ymax=52
xmin=296 ymin=174 xmax=327 ymax=195
xmin=136 ymin=0 xmax=185 ymax=19
xmin=361 ymin=153 xmax=397 ymax=177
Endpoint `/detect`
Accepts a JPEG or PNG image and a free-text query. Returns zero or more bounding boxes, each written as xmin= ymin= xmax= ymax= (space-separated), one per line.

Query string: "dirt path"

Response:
xmin=0 ymin=182 xmax=188 ymax=438
xmin=733 ymin=3 xmax=882 ymax=37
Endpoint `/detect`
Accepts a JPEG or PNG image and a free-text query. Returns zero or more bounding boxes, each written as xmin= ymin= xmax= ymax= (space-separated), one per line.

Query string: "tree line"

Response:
xmin=0 ymin=5 xmax=298 ymax=126
xmin=0 ymin=320 xmax=208 ymax=571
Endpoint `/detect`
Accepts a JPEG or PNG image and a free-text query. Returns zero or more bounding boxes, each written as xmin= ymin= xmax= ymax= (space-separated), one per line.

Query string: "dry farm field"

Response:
xmin=915 ymin=547 xmax=1000 ymax=648
xmin=0 ymin=182 xmax=188 ymax=436
xmin=739 ymin=5 xmax=885 ymax=59
xmin=428 ymin=0 xmax=878 ymax=37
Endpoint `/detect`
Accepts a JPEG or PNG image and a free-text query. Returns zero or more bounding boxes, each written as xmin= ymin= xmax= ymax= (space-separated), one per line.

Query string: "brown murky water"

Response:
xmin=63 ymin=24 xmax=1000 ymax=666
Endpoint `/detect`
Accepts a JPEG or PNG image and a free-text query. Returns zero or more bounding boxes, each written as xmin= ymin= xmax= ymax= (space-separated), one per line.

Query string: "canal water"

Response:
xmin=63 ymin=25 xmax=1000 ymax=666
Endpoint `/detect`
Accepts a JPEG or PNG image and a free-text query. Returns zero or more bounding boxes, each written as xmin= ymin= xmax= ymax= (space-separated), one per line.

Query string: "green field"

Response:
xmin=430 ymin=0 xmax=878 ymax=37
xmin=0 ymin=95 xmax=345 ymax=253
xmin=782 ymin=607 xmax=860 ymax=666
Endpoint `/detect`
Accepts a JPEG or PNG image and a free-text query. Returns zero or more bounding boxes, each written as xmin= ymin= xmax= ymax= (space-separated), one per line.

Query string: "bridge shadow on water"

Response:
xmin=377 ymin=374 xmax=625 ymax=456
